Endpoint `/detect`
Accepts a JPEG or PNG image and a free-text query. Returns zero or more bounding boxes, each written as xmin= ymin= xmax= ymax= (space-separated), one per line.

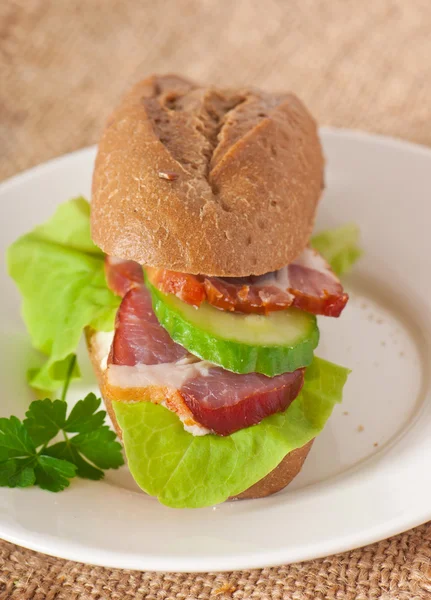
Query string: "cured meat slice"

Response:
xmin=146 ymin=247 xmax=348 ymax=317
xmin=180 ymin=367 xmax=304 ymax=435
xmin=105 ymin=256 xmax=144 ymax=297
xmin=110 ymin=286 xmax=188 ymax=366
xmin=107 ymin=283 xmax=305 ymax=436
xmin=145 ymin=267 xmax=206 ymax=305
xmin=202 ymin=276 xmax=293 ymax=314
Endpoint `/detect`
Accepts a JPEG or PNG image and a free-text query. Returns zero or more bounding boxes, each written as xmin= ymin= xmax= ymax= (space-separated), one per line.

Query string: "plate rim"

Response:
xmin=3 ymin=125 xmax=431 ymax=190
xmin=1 ymin=127 xmax=431 ymax=572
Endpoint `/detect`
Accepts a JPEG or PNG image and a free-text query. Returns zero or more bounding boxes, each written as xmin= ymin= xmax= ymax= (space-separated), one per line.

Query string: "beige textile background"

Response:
xmin=1 ymin=0 xmax=431 ymax=598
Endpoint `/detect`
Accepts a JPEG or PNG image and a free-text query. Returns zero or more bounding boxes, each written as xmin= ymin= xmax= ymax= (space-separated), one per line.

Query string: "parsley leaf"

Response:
xmin=0 ymin=417 xmax=36 ymax=460
xmin=70 ymin=427 xmax=124 ymax=470
xmin=43 ymin=441 xmax=104 ymax=481
xmin=23 ymin=399 xmax=67 ymax=446
xmin=0 ymin=358 xmax=124 ymax=492
xmin=63 ymin=393 xmax=106 ymax=433
xmin=0 ymin=458 xmax=36 ymax=487
xmin=35 ymin=456 xmax=77 ymax=492
xmin=42 ymin=425 xmax=123 ymax=480
xmin=0 ymin=414 xmax=78 ymax=492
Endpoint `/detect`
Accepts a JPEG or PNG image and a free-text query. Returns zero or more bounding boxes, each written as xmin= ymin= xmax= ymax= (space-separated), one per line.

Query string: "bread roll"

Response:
xmin=92 ymin=74 xmax=324 ymax=276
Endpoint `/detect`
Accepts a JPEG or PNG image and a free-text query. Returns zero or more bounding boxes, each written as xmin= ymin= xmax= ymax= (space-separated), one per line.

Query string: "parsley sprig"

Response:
xmin=0 ymin=356 xmax=124 ymax=492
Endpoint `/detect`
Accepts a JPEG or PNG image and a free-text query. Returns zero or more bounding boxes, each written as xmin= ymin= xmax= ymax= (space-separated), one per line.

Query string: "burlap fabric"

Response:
xmin=1 ymin=1 xmax=431 ymax=598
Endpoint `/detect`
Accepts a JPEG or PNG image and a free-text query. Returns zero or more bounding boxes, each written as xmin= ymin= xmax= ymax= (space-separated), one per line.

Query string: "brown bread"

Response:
xmin=92 ymin=74 xmax=324 ymax=276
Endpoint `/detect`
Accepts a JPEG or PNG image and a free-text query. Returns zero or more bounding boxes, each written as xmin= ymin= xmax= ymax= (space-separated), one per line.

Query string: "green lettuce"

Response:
xmin=7 ymin=198 xmax=357 ymax=505
xmin=113 ymin=357 xmax=349 ymax=508
xmin=311 ymin=223 xmax=362 ymax=276
xmin=7 ymin=198 xmax=120 ymax=392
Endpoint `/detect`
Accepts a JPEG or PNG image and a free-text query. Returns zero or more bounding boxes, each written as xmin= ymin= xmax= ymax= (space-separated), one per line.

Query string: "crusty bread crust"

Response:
xmin=86 ymin=327 xmax=313 ymax=501
xmin=232 ymin=440 xmax=313 ymax=500
xmin=92 ymin=74 xmax=324 ymax=277
xmin=85 ymin=327 xmax=121 ymax=437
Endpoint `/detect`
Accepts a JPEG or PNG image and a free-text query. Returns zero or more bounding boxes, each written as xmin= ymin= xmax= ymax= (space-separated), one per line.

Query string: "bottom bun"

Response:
xmin=231 ymin=439 xmax=313 ymax=500
xmin=85 ymin=328 xmax=313 ymax=501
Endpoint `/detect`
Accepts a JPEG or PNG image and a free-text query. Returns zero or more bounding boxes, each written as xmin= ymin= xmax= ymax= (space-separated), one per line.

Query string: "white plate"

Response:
xmin=0 ymin=129 xmax=430 ymax=572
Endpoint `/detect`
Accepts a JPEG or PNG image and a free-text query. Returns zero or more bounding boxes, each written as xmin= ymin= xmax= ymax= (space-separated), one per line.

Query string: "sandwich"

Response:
xmin=8 ymin=75 xmax=360 ymax=507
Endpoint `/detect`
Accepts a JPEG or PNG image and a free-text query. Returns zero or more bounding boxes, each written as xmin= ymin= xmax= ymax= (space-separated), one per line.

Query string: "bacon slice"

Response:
xmin=105 ymin=275 xmax=304 ymax=436
xmin=146 ymin=247 xmax=348 ymax=317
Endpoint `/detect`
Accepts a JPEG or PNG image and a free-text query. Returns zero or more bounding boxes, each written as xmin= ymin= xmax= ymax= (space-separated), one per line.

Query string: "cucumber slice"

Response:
xmin=146 ymin=279 xmax=319 ymax=376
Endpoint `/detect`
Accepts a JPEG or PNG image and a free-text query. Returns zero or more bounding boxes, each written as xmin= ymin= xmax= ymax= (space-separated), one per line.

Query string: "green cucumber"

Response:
xmin=146 ymin=279 xmax=319 ymax=376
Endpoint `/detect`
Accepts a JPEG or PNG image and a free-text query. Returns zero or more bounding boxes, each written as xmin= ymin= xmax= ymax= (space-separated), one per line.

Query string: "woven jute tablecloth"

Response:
xmin=2 ymin=1 xmax=431 ymax=598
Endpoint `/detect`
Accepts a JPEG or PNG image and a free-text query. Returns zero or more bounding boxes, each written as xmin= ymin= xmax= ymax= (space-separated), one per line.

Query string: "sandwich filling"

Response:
xmin=145 ymin=247 xmax=348 ymax=317
xmin=102 ymin=252 xmax=346 ymax=436
xmin=103 ymin=259 xmax=305 ymax=436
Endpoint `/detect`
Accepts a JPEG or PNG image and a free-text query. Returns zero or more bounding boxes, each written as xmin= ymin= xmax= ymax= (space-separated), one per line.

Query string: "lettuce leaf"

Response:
xmin=7 ymin=198 xmax=120 ymax=392
xmin=311 ymin=223 xmax=362 ymax=276
xmin=113 ymin=357 xmax=350 ymax=508
xmin=7 ymin=197 xmax=355 ymax=505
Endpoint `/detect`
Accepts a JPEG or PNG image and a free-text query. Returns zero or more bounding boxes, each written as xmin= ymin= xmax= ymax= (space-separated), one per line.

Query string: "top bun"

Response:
xmin=91 ymin=75 xmax=324 ymax=277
